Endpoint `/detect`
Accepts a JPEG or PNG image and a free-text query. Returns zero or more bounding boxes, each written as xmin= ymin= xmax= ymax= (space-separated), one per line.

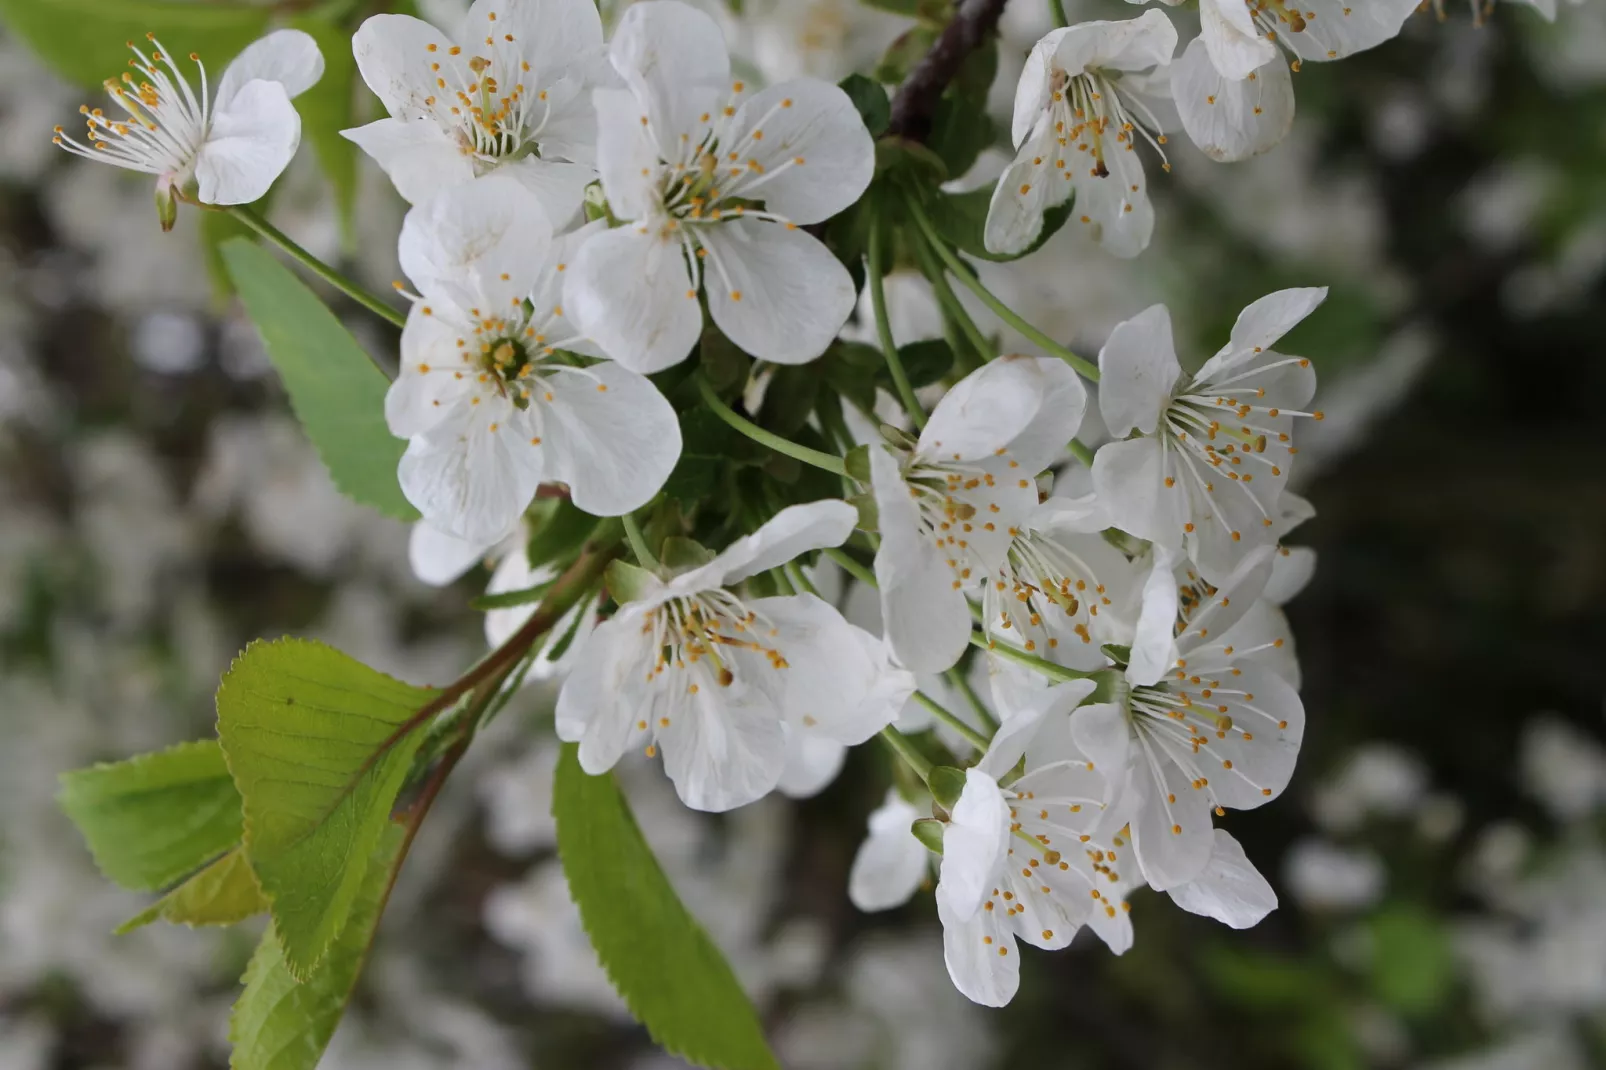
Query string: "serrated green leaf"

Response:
xmin=554 ymin=745 xmax=779 ymax=1070
xmin=221 ymin=238 xmax=417 ymax=521
xmin=117 ymin=847 xmax=268 ymax=934
xmin=0 ymin=0 xmax=271 ymax=90
xmin=229 ymin=822 xmax=405 ymax=1070
xmin=217 ymin=638 xmax=436 ymax=979
xmin=923 ymin=185 xmax=1076 ymax=263
xmin=287 ymin=15 xmax=360 ymax=240
xmin=59 ymin=740 xmax=243 ymax=893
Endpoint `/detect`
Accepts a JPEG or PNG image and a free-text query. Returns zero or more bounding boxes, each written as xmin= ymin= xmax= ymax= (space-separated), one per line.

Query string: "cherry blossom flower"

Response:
xmin=386 ymin=175 xmax=681 ymax=543
xmin=346 ymin=0 xmax=604 ymax=222
xmin=1091 ymin=288 xmax=1325 ymax=580
xmin=1169 ymin=0 xmax=1419 ymax=161
xmin=848 ymin=790 xmax=931 ymax=912
xmin=556 ymin=501 xmax=915 ymax=811
xmin=53 ymin=31 xmax=323 ymax=228
xmin=986 ymin=12 xmax=1178 ymax=259
xmin=566 ymin=0 xmax=874 ymax=372
xmin=870 ymin=356 xmax=1088 ymax=675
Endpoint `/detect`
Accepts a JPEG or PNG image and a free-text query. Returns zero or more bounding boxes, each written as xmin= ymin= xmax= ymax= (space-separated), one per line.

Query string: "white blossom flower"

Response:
xmin=386 ymin=175 xmax=681 ymax=543
xmin=556 ymin=501 xmax=916 ymax=811
xmin=53 ymin=31 xmax=323 ymax=227
xmin=1091 ymin=288 xmax=1325 ymax=580
xmin=934 ymin=696 xmax=1138 ymax=1007
xmin=1169 ymin=0 xmax=1419 ymax=161
xmin=1166 ymin=828 xmax=1278 ymax=927
xmin=346 ymin=0 xmax=605 ymax=222
xmin=1072 ymin=545 xmax=1305 ymax=890
xmin=870 ymin=356 xmax=1088 ymax=675
xmin=566 ymin=0 xmax=874 ymax=372
xmin=848 ymin=790 xmax=930 ymax=912
xmin=986 ymin=12 xmax=1177 ymax=259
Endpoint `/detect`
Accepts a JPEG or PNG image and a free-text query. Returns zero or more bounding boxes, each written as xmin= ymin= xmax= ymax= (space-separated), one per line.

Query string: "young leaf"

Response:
xmin=221 ymin=238 xmax=417 ymax=521
xmin=117 ymin=847 xmax=269 ymax=934
xmin=216 ymin=638 xmax=437 ymax=979
xmin=59 ymin=740 xmax=243 ymax=892
xmin=553 ymin=745 xmax=780 ymax=1070
xmin=0 ymin=0 xmax=271 ymax=90
xmin=229 ymin=823 xmax=406 ymax=1070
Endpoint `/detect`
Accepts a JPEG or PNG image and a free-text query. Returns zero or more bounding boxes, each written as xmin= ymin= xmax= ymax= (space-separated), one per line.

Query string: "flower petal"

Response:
xmin=215 ymin=29 xmax=324 ymax=111
xmin=194 ymin=80 xmax=300 ymax=205
xmin=341 ymin=118 xmax=474 ymax=206
xmin=1265 ymin=546 xmax=1316 ymax=605
xmin=938 ymin=894 xmax=1020 ymax=1007
xmin=1167 ymin=829 xmax=1277 ymax=928
xmin=540 ymin=361 xmax=681 ymax=517
xmin=978 ymin=678 xmax=1097 ymax=778
xmin=1098 ymin=303 xmax=1180 ymax=437
xmin=1129 ymin=754 xmax=1214 ymax=889
xmin=387 ymin=307 xmax=479 ymax=437
xmin=566 ymin=223 xmax=702 ymax=373
xmin=775 ymin=732 xmax=847 ymax=799
xmin=1070 ymin=701 xmax=1132 ymax=785
xmin=407 ymin=519 xmax=506 ymax=587
xmin=656 ymin=672 xmax=787 ymax=811
xmin=691 ymin=499 xmax=859 ymax=589
xmin=1279 ymin=0 xmax=1420 ymax=64
xmin=848 ymin=791 xmax=928 ymax=912
xmin=399 ymin=174 xmax=553 ymax=312
xmin=1066 ymin=120 xmax=1154 ymax=259
xmin=871 ymin=446 xmax=973 ymax=674
xmin=1196 ymin=286 xmax=1328 ymax=380
xmin=503 ymin=157 xmax=597 ymax=231
xmin=1186 ymin=663 xmax=1303 ymax=810
xmin=1174 ymin=40 xmax=1294 ymax=163
xmin=917 ymin=355 xmax=1046 ymax=465
xmin=759 ymin=594 xmax=916 ymax=745
xmin=1198 ymin=0 xmax=1277 ymax=81
xmin=1091 ymin=435 xmax=1186 ymax=550
xmin=609 ymin=0 xmax=731 ymax=139
xmin=468 ymin=0 xmax=605 ymax=84
xmin=983 ymin=123 xmax=1070 ymax=257
xmin=701 ymin=218 xmax=856 ymax=365
xmin=937 ymin=768 xmax=1009 ymax=920
xmin=555 ymin=612 xmax=650 ymax=773
xmin=592 ymin=87 xmax=663 ymax=222
xmin=397 ymin=403 xmax=545 ymax=543
xmin=1002 ymin=357 xmax=1089 ymax=473
xmin=352 ymin=13 xmax=464 ymax=123
xmin=724 ymin=79 xmax=874 ymax=226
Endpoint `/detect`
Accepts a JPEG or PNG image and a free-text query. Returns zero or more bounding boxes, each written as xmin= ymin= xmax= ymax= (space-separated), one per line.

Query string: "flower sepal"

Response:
xmin=658 ymin=536 xmax=717 ymax=574
xmin=155 ymin=176 xmax=182 ymax=233
xmin=928 ymin=765 xmax=968 ymax=811
xmin=912 ymin=816 xmax=946 ymax=854
xmin=604 ymin=559 xmax=657 ymax=604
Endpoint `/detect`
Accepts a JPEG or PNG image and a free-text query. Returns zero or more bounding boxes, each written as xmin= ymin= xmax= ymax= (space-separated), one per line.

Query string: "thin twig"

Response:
xmin=885 ymin=0 xmax=1012 ymax=144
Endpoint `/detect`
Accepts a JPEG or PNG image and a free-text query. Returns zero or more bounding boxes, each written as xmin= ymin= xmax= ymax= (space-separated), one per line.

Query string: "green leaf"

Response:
xmin=554 ymin=745 xmax=779 ymax=1070
xmin=760 ymin=364 xmax=820 ymax=437
xmin=229 ymin=822 xmax=405 ymax=1070
xmin=286 ymin=15 xmax=361 ymax=240
xmin=117 ymin=847 xmax=268 ymax=934
xmin=216 ymin=638 xmax=437 ymax=979
xmin=873 ymin=23 xmax=939 ymax=85
xmin=923 ymin=186 xmax=1076 ymax=263
xmin=221 ymin=238 xmax=418 ymax=521
xmin=892 ymin=339 xmax=954 ymax=390
xmin=59 ymin=740 xmax=243 ymax=892
xmin=0 ymin=0 xmax=271 ymax=90
xmin=838 ymin=74 xmax=890 ymax=138
xmin=469 ymin=581 xmax=556 ymax=611
xmin=525 ymin=496 xmax=605 ymax=572
xmin=926 ymin=95 xmax=994 ymax=184
xmin=1367 ymin=905 xmax=1456 ymax=1016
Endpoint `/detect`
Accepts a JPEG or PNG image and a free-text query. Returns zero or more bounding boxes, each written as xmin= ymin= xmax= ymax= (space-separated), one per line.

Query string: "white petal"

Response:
xmin=848 ymin=791 xmax=928 ymax=912
xmin=936 ymin=769 xmax=1009 ymax=920
xmin=1211 ymin=600 xmax=1301 ymax=688
xmin=1280 ymin=0 xmax=1420 ymax=64
xmin=352 ymin=14 xmax=464 ymax=123
xmin=341 ymin=118 xmax=474 ymax=206
xmin=1002 ymin=357 xmax=1089 ymax=474
xmin=1198 ymin=0 xmax=1278 ymax=81
xmin=759 ymin=595 xmax=915 ymax=745
xmin=938 ymin=894 xmax=1020 ymax=1007
xmin=503 ymin=157 xmax=597 ymax=231
xmin=1265 ymin=546 xmax=1316 ymax=605
xmin=1010 ymin=29 xmax=1068 ymax=146
xmin=870 ymin=446 xmax=972 ymax=675
xmin=978 ymin=678 xmax=1096 ymax=779
xmin=1127 ymin=547 xmax=1181 ymax=687
xmin=215 ymin=29 xmax=324 ymax=112
xmin=656 ymin=671 xmax=788 ymax=811
xmin=1091 ymin=436 xmax=1186 ymax=550
xmin=556 ymin=612 xmax=650 ymax=772
xmin=1174 ymin=40 xmax=1294 ymax=163
xmin=1029 ymin=492 xmax=1115 ymax=535
xmin=701 ymin=218 xmax=856 ymax=365
xmin=387 ymin=307 xmax=478 ymax=437
xmin=725 ymin=80 xmax=874 ymax=226
xmin=983 ymin=124 xmax=1070 ymax=257
xmin=1070 ymin=701 xmax=1131 ymax=785
xmin=194 ymin=81 xmax=300 ymax=205
xmin=610 ymin=0 xmax=731 ymax=138
xmin=1196 ymin=286 xmax=1328 ymax=380
xmin=397 ymin=406 xmax=545 ymax=543
xmin=1187 ymin=663 xmax=1303 ymax=809
xmin=540 ymin=361 xmax=681 ymax=517
xmin=1066 ymin=119 xmax=1155 ymax=259
xmin=917 ymin=355 xmax=1046 ymax=465
xmin=1052 ymin=10 xmax=1179 ymax=74
xmin=592 ymin=87 xmax=663 ymax=222
xmin=526 ymin=219 xmax=607 ymax=346
xmin=1175 ymin=543 xmax=1276 ymax=653
xmin=470 ymin=0 xmax=605 ymax=83
xmin=775 ymin=731 xmax=847 ymax=798
xmin=566 ymin=223 xmax=702 ymax=373
xmin=1168 ymin=829 xmax=1277 ymax=928
xmin=695 ymin=499 xmax=859 ymax=589
xmin=408 ymin=519 xmax=506 ymax=587
xmin=1098 ymin=303 xmax=1181 ymax=437
xmin=1129 ymin=757 xmax=1214 ymax=889
xmin=399 ymin=174 xmax=553 ymax=312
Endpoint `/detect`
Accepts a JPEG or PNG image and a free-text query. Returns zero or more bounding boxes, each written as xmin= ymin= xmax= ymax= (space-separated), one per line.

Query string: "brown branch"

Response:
xmin=885 ymin=0 xmax=1011 ymax=144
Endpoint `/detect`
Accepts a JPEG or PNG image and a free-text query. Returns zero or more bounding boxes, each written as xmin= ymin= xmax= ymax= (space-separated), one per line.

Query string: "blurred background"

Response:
xmin=1 ymin=0 xmax=1604 ymax=1067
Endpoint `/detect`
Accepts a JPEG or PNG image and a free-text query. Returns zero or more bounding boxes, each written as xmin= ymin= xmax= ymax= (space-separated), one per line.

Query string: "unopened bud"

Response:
xmin=154 ymin=175 xmax=179 ymax=232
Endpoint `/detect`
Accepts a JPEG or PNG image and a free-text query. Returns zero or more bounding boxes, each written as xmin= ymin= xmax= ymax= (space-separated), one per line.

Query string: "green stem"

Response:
xmin=948 ymin=666 xmax=999 ymax=732
xmin=1069 ymin=439 xmax=1095 ymax=467
xmin=914 ymin=691 xmax=991 ymax=750
xmin=621 ymin=513 xmax=659 ymax=570
xmin=225 ymin=205 xmax=407 ymax=336
xmin=879 ymin=725 xmax=932 ymax=782
xmin=696 ymin=375 xmax=847 ymax=476
xmin=1049 ymin=0 xmax=1070 ymax=27
xmin=904 ymin=197 xmax=1099 ymax=382
xmin=869 ymin=214 xmax=927 ymax=428
xmin=970 ymin=632 xmax=1094 ymax=685
xmin=824 ymin=547 xmax=878 ymax=589
xmin=912 ymin=228 xmax=992 ymax=370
